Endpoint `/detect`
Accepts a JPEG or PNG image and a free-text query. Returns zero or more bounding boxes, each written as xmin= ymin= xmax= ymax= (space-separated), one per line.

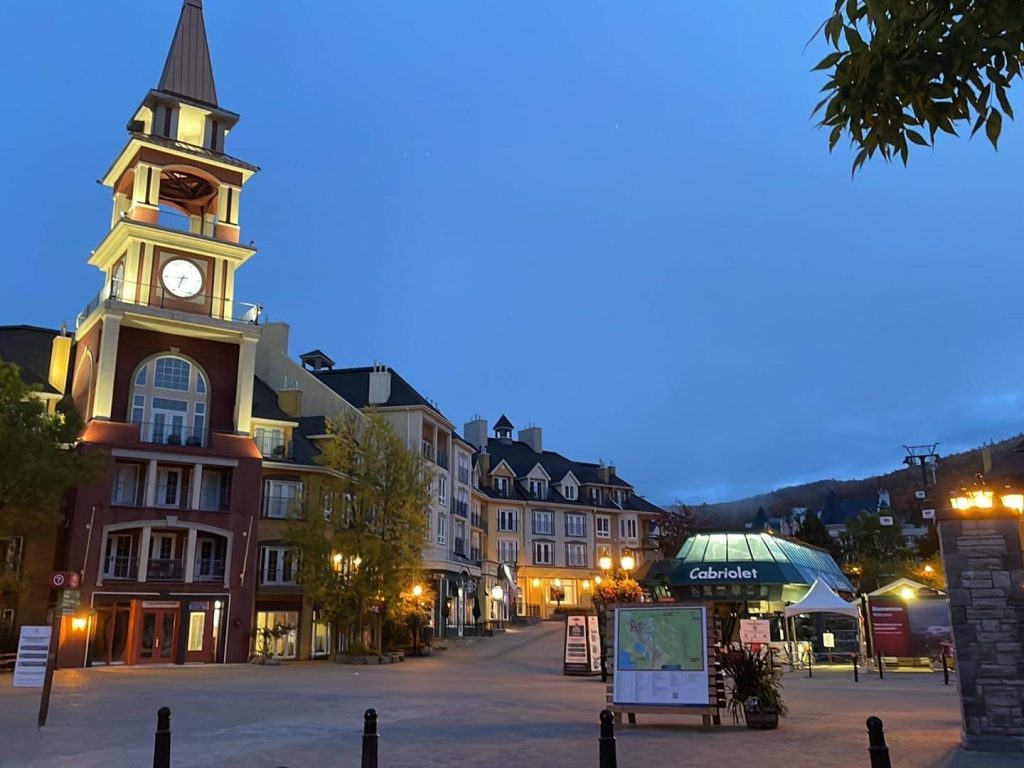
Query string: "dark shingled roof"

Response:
xmin=251 ymin=377 xmax=295 ymax=422
xmin=293 ymin=416 xmax=328 ymax=466
xmin=0 ymin=325 xmax=61 ymax=394
xmin=158 ymin=0 xmax=218 ymax=108
xmin=312 ymin=367 xmax=441 ymax=415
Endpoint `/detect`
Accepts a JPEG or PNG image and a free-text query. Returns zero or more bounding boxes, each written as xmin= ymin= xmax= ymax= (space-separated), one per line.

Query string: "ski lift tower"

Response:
xmin=903 ymin=444 xmax=939 ymax=523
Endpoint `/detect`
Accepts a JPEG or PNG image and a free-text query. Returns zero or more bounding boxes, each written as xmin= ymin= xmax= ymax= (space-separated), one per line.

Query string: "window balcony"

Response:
xmin=147 ymin=558 xmax=184 ymax=582
xmin=194 ymin=558 xmax=225 ymax=583
xmin=137 ymin=421 xmax=208 ymax=448
xmin=255 ymin=434 xmax=292 ymax=460
xmin=76 ymin=280 xmax=263 ymax=331
xmin=102 ymin=556 xmax=139 ymax=581
xmin=421 ymin=441 xmax=435 ymax=462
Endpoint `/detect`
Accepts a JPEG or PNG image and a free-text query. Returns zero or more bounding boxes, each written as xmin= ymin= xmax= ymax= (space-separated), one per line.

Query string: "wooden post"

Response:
xmin=153 ymin=707 xmax=171 ymax=768
xmin=361 ymin=708 xmax=378 ymax=768
xmin=599 ymin=709 xmax=617 ymax=768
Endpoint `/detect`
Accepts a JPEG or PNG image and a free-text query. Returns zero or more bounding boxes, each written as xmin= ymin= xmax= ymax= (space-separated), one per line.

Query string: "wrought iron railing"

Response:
xmin=255 ymin=434 xmax=292 ymax=459
xmin=102 ymin=556 xmax=138 ymax=581
xmin=194 ymin=558 xmax=225 ymax=582
xmin=136 ymin=421 xmax=208 ymax=448
xmin=76 ymin=280 xmax=262 ymax=330
xmin=147 ymin=558 xmax=184 ymax=582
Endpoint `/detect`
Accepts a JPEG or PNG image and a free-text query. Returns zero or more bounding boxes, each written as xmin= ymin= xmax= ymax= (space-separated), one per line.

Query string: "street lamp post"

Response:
xmin=595 ymin=549 xmax=637 ymax=683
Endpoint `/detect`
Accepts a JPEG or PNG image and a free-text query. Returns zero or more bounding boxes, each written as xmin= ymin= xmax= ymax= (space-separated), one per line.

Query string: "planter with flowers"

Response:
xmin=720 ymin=646 xmax=788 ymax=729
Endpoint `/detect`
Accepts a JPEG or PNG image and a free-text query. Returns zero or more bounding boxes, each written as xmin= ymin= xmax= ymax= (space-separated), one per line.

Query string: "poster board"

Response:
xmin=739 ymin=618 xmax=770 ymax=644
xmin=612 ymin=605 xmax=709 ymax=706
xmin=563 ymin=614 xmax=601 ymax=676
xmin=13 ymin=626 xmax=51 ymax=688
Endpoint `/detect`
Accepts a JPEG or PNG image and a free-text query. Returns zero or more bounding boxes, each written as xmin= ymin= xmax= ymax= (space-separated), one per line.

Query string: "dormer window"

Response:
xmin=590 ymin=487 xmax=602 ymax=504
xmin=529 ymin=480 xmax=546 ymax=500
xmin=563 ymin=484 xmax=577 ymax=501
xmin=494 ymin=477 xmax=509 ymax=497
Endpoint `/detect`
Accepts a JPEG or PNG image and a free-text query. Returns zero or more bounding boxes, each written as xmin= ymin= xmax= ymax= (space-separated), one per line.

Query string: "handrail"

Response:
xmin=76 ymin=280 xmax=262 ymax=329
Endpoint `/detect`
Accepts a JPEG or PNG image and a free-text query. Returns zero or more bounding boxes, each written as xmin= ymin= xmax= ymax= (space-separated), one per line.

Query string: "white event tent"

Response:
xmin=783 ymin=579 xmax=862 ymax=666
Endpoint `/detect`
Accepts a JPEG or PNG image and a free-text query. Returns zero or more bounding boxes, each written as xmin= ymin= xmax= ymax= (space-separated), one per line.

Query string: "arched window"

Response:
xmin=131 ymin=355 xmax=209 ymax=446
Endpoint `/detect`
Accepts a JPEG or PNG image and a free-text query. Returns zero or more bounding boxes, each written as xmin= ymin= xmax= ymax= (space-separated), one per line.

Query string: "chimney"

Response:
xmin=477 ymin=452 xmax=491 ymax=476
xmin=464 ymin=417 xmax=488 ymax=451
xmin=299 ymin=348 xmax=335 ymax=372
xmin=598 ymin=466 xmax=611 ymax=484
xmin=519 ymin=426 xmax=542 ymax=453
xmin=278 ymin=375 xmax=302 ymax=418
xmin=49 ymin=334 xmax=73 ymax=394
xmin=368 ymin=364 xmax=392 ymax=405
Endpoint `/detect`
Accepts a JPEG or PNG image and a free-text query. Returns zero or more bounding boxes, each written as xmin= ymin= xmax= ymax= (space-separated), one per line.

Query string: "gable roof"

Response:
xmin=0 ymin=325 xmax=61 ymax=394
xmin=158 ymin=0 xmax=219 ymax=108
xmin=494 ymin=414 xmax=514 ymax=430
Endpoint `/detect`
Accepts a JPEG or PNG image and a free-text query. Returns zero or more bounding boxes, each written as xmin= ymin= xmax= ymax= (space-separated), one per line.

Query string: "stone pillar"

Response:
xmin=938 ymin=509 xmax=1024 ymax=752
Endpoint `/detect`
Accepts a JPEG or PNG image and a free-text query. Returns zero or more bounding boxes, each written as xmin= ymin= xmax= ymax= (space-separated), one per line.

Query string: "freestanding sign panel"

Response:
xmin=13 ymin=626 xmax=51 ymax=688
xmin=739 ymin=618 xmax=770 ymax=644
xmin=587 ymin=615 xmax=602 ymax=674
xmin=564 ymin=614 xmax=601 ymax=676
xmin=612 ymin=605 xmax=709 ymax=706
xmin=869 ymin=597 xmax=912 ymax=656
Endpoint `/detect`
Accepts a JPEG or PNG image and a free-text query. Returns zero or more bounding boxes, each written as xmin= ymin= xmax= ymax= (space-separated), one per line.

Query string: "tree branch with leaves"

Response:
xmin=813 ymin=0 xmax=1024 ymax=173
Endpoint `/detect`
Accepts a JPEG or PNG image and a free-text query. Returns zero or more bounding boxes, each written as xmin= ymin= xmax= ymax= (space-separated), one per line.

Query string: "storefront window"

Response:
xmin=313 ymin=619 xmax=330 ymax=657
xmin=255 ymin=610 xmax=298 ymax=659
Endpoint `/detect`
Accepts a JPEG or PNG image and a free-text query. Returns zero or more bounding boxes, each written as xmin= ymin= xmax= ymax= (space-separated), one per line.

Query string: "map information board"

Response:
xmin=612 ymin=606 xmax=708 ymax=706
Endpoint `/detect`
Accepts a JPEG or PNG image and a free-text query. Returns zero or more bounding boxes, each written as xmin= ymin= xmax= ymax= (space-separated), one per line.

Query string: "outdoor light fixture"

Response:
xmin=1001 ymin=493 xmax=1024 ymax=513
xmin=582 ymin=580 xmax=591 ymax=591
xmin=353 ymin=555 xmax=363 ymax=569
xmin=950 ymin=489 xmax=994 ymax=510
xmin=491 ymin=585 xmax=504 ymax=600
xmin=531 ymin=577 xmax=540 ymax=588
xmin=594 ymin=575 xmax=602 ymax=585
xmin=412 ymin=584 xmax=423 ymax=597
xmin=620 ymin=551 xmax=635 ymax=572
xmin=70 ymin=616 xmax=87 ymax=632
xmin=923 ymin=565 xmax=935 ymax=575
xmin=553 ymin=578 xmax=562 ymax=588
xmin=900 ymin=587 xmax=916 ymax=601
xmin=598 ymin=551 xmax=612 ymax=571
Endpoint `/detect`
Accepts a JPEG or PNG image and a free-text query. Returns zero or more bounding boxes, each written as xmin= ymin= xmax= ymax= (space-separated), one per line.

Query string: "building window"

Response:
xmin=532 ymin=510 xmax=554 ymax=536
xmin=155 ymin=467 xmax=183 ymax=508
xmin=111 ymin=262 xmax=125 ymax=300
xmin=0 ymin=536 xmax=24 ymax=579
xmin=254 ymin=427 xmax=288 ymax=459
xmin=199 ymin=469 xmax=231 ymax=511
xmin=493 ymin=476 xmax=509 ymax=497
xmin=254 ymin=610 xmax=297 ymax=659
xmin=263 ymin=479 xmax=303 ymax=519
xmin=529 ymin=479 xmax=546 ymax=499
xmin=259 ymin=546 xmax=296 ymax=584
xmin=111 ymin=463 xmax=142 ymax=506
xmin=458 ymin=453 xmax=471 ymax=484
xmin=590 ymin=487 xmax=602 ymax=504
xmin=565 ymin=513 xmax=586 ymax=537
xmin=132 ymin=355 xmax=209 ymax=446
xmin=438 ymin=475 xmax=448 ymax=506
xmin=453 ymin=519 xmax=467 ymax=556
xmin=614 ymin=489 xmax=626 ymax=506
xmin=470 ymin=532 xmax=482 ymax=562
xmin=497 ymin=508 xmax=519 ymax=532
xmin=187 ymin=612 xmax=206 ymax=652
xmin=533 ymin=541 xmax=553 ymax=565
xmin=103 ymin=534 xmax=134 ymax=579
xmin=437 ymin=512 xmax=447 ymax=546
xmin=566 ymin=543 xmax=588 ymax=567
xmin=596 ymin=515 xmax=611 ymax=538
xmin=563 ymin=483 xmax=577 ymax=500
xmin=498 ymin=539 xmax=519 ymax=564
xmin=313 ymin=617 xmax=330 ymax=657
xmin=620 ymin=516 xmax=638 ymax=540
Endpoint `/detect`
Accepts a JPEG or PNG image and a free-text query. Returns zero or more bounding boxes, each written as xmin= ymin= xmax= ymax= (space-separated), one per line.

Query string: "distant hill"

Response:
xmin=689 ymin=435 xmax=1023 ymax=528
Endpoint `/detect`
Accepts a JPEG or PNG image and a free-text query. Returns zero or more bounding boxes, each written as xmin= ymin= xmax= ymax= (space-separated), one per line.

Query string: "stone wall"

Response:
xmin=938 ymin=512 xmax=1024 ymax=752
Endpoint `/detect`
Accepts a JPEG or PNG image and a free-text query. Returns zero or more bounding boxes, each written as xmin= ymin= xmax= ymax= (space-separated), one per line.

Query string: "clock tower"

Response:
xmin=58 ymin=0 xmax=265 ymax=668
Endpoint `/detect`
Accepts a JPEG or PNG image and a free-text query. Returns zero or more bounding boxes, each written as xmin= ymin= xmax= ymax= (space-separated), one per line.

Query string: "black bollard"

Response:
xmin=153 ymin=707 xmax=171 ymax=768
xmin=877 ymin=651 xmax=884 ymax=680
xmin=599 ymin=709 xmax=618 ymax=768
xmin=361 ymin=708 xmax=379 ymax=768
xmin=866 ymin=716 xmax=892 ymax=768
xmin=807 ymin=647 xmax=813 ymax=678
xmin=942 ymin=650 xmax=950 ymax=686
xmin=853 ymin=653 xmax=859 ymax=683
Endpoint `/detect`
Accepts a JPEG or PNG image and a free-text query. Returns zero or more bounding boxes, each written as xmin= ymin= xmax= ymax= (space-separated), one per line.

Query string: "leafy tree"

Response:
xmin=289 ymin=410 xmax=431 ymax=656
xmin=795 ymin=511 xmax=836 ymax=554
xmin=0 ymin=360 xmax=101 ymax=544
xmin=656 ymin=503 xmax=698 ymax=558
xmin=839 ymin=511 xmax=912 ymax=592
xmin=813 ymin=1 xmax=1024 ymax=172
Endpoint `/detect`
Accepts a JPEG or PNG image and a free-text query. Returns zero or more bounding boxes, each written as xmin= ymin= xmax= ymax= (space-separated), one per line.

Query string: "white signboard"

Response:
xmin=13 ymin=625 xmax=51 ymax=688
xmin=822 ymin=632 xmax=836 ymax=649
xmin=564 ymin=616 xmax=588 ymax=666
xmin=612 ymin=606 xmax=709 ymax=706
xmin=739 ymin=618 xmax=771 ymax=644
xmin=922 ymin=508 xmax=936 ymax=520
xmin=587 ymin=614 xmax=602 ymax=674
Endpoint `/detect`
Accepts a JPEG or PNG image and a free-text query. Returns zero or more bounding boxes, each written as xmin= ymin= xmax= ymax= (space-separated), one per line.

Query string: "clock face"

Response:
xmin=161 ymin=258 xmax=204 ymax=299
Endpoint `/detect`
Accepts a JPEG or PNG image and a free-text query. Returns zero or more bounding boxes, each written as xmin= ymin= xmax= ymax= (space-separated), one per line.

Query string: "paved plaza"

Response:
xmin=0 ymin=622 xmax=1018 ymax=768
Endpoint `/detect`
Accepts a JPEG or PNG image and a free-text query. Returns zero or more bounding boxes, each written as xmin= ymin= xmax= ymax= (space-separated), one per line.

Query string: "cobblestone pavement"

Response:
xmin=0 ymin=622 xmax=1018 ymax=768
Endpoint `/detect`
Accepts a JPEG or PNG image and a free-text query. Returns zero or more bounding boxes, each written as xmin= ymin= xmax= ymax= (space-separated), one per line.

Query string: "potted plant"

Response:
xmin=721 ymin=646 xmax=788 ymax=729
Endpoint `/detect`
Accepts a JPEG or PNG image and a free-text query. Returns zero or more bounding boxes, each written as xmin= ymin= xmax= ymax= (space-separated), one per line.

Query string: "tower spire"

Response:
xmin=157 ymin=0 xmax=218 ymax=107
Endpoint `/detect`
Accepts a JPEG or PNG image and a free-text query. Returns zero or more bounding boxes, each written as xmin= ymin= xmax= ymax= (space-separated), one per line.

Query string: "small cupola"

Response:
xmin=494 ymin=414 xmax=514 ymax=441
xmin=300 ymin=349 xmax=334 ymax=372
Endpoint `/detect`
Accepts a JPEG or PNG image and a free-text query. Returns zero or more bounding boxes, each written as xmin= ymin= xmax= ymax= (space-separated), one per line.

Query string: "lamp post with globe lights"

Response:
xmin=592 ymin=548 xmax=642 ymax=682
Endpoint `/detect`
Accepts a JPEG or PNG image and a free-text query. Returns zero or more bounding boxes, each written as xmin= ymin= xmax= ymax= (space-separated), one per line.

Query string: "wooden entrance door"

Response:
xmin=137 ymin=607 xmax=179 ymax=663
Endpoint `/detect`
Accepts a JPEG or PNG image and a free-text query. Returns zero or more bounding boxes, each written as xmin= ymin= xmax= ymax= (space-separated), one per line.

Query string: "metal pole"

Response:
xmin=153 ymin=707 xmax=171 ymax=768
xmin=361 ymin=708 xmax=378 ymax=768
xmin=942 ymin=649 xmax=950 ymax=686
xmin=807 ymin=646 xmax=813 ymax=678
xmin=599 ymin=709 xmax=617 ymax=768
xmin=877 ymin=651 xmax=884 ymax=680
xmin=866 ymin=716 xmax=892 ymax=768
xmin=853 ymin=653 xmax=859 ymax=683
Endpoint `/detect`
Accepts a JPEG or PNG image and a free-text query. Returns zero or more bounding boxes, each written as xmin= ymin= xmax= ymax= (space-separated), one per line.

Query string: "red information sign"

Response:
xmin=869 ymin=597 xmax=912 ymax=656
xmin=49 ymin=571 xmax=80 ymax=590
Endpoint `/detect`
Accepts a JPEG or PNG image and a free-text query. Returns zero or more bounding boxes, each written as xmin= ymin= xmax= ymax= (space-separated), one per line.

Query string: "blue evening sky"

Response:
xmin=2 ymin=2 xmax=1022 ymax=506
